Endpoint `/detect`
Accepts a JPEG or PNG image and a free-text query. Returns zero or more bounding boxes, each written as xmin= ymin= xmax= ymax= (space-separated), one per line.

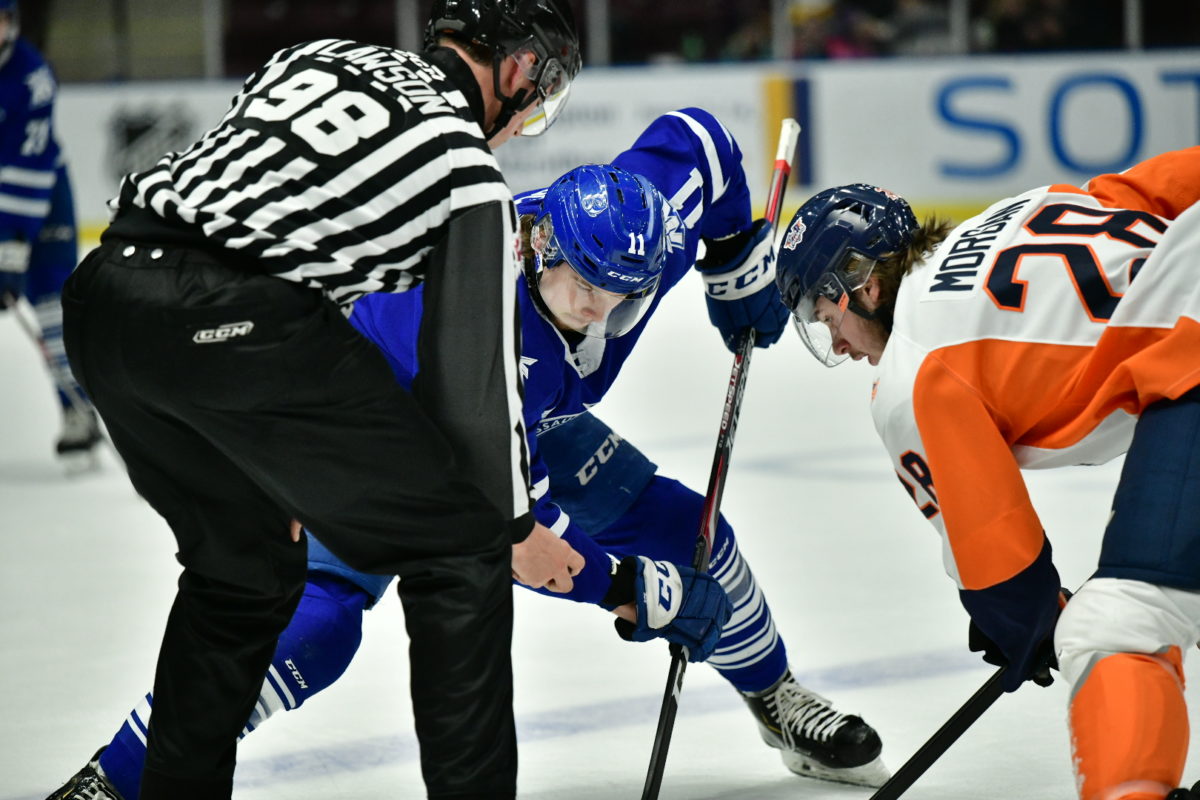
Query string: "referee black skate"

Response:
xmin=56 ymin=2 xmax=581 ymax=798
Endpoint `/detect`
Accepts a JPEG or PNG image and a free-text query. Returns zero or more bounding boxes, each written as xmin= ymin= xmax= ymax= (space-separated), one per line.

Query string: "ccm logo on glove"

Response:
xmin=647 ymin=560 xmax=680 ymax=622
xmin=695 ymin=219 xmax=791 ymax=351
xmin=702 ymin=249 xmax=775 ymax=300
xmin=602 ymin=555 xmax=732 ymax=663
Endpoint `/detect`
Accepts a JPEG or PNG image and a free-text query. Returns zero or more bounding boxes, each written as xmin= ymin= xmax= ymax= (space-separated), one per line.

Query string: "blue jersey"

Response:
xmin=345 ymin=107 xmax=753 ymax=603
xmin=0 ymin=38 xmax=62 ymax=243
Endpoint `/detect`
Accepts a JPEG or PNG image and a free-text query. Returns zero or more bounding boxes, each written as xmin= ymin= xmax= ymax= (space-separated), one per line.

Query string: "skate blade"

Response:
xmin=780 ymin=752 xmax=891 ymax=788
xmin=59 ymin=449 xmax=102 ymax=475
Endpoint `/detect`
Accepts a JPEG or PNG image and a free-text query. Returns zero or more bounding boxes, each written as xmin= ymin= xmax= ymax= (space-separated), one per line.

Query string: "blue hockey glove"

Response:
xmin=601 ymin=555 xmax=732 ymax=663
xmin=696 ymin=219 xmax=790 ymax=352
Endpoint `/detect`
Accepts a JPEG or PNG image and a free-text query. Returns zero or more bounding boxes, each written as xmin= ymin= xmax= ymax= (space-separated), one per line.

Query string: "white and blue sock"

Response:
xmin=706 ymin=524 xmax=788 ymax=694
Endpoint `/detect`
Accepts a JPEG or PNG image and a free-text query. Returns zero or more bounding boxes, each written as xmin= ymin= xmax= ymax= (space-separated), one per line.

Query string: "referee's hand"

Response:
xmin=512 ymin=522 xmax=584 ymax=593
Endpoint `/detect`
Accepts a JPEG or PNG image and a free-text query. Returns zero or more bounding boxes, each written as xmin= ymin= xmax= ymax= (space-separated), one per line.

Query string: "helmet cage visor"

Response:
xmin=530 ymin=213 xmax=560 ymax=262
xmin=791 ymin=253 xmax=877 ymax=367
xmin=529 ymin=216 xmax=659 ymax=338
xmin=511 ymin=42 xmax=572 ymax=135
xmin=534 ymin=258 xmax=659 ymax=339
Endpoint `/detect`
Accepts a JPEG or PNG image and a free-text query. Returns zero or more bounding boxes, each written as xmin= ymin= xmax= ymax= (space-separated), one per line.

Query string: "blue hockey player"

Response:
xmin=46 ymin=108 xmax=890 ymax=799
xmin=0 ymin=0 xmax=100 ymax=466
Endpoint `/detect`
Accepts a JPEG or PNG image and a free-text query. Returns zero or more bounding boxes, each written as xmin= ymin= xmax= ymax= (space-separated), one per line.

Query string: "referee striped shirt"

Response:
xmin=106 ymin=39 xmax=533 ymax=526
xmin=110 ymin=38 xmax=513 ymax=306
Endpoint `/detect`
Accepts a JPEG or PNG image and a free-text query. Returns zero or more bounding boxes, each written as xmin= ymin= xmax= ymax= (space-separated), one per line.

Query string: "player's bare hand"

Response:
xmin=289 ymin=519 xmax=302 ymax=543
xmin=511 ymin=522 xmax=585 ymax=593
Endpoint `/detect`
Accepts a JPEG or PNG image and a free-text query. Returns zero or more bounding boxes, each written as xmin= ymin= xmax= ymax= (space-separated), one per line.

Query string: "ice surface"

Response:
xmin=3 ymin=271 xmax=1197 ymax=798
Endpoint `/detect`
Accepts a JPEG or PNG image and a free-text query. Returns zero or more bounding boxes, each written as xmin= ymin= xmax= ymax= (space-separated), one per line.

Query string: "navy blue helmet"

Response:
xmin=776 ymin=183 xmax=917 ymax=365
xmin=425 ymin=0 xmax=581 ymax=136
xmin=526 ymin=163 xmax=672 ymax=338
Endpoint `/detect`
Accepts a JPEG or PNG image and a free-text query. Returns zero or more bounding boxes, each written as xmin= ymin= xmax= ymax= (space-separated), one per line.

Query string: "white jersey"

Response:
xmin=870 ymin=147 xmax=1200 ymax=592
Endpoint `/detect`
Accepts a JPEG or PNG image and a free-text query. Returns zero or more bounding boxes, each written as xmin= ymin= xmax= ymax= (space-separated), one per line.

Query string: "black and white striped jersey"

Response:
xmin=108 ymin=39 xmax=513 ymax=307
xmin=106 ymin=39 xmax=533 ymax=526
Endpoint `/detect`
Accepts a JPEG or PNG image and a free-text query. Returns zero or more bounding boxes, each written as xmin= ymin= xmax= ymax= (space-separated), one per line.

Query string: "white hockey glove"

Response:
xmin=0 ymin=238 xmax=31 ymax=273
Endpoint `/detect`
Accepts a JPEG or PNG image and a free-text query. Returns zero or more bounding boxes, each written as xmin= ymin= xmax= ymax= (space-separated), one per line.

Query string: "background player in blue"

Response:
xmin=0 ymin=0 xmax=101 ymax=465
xmin=47 ymin=108 xmax=889 ymax=799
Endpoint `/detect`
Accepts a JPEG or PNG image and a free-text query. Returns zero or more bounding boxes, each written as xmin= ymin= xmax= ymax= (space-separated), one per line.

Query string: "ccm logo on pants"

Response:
xmin=192 ymin=321 xmax=255 ymax=344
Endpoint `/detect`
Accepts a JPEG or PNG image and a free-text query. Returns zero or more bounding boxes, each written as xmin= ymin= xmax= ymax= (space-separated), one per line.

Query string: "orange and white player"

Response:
xmin=774 ymin=147 xmax=1200 ymax=800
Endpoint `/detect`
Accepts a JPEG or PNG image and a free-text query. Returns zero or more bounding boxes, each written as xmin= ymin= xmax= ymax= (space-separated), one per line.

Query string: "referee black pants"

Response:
xmin=62 ymin=240 xmax=517 ymax=800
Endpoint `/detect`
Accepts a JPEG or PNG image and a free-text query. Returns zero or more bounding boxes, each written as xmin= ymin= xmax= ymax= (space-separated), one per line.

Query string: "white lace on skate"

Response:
xmin=771 ymin=681 xmax=844 ymax=750
xmin=45 ymin=750 xmax=124 ymax=800
xmin=752 ymin=678 xmax=891 ymax=788
xmin=57 ymin=777 xmax=121 ymax=800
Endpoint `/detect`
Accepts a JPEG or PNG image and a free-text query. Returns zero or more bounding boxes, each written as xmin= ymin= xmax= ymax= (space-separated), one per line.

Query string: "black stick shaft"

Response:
xmin=868 ymin=668 xmax=1006 ymax=800
xmin=640 ymin=647 xmax=688 ymax=799
xmin=640 ymin=335 xmax=751 ymax=800
xmin=640 ymin=117 xmax=800 ymax=800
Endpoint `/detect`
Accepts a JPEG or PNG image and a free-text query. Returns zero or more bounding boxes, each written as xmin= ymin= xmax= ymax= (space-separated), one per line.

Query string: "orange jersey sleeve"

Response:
xmin=908 ymin=352 xmax=1045 ymax=591
xmin=1049 ymin=146 xmax=1200 ymax=219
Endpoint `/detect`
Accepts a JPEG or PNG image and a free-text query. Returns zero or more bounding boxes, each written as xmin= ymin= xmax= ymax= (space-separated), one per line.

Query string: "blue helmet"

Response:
xmin=776 ymin=183 xmax=917 ymax=366
xmin=527 ymin=163 xmax=672 ymax=338
xmin=0 ymin=0 xmax=18 ymax=69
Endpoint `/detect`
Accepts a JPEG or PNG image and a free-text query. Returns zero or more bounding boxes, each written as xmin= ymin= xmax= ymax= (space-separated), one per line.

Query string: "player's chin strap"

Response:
xmin=521 ymin=253 xmax=560 ymax=325
xmin=846 ymin=289 xmax=895 ymax=334
xmin=849 ymin=298 xmax=890 ymax=329
xmin=484 ymin=51 xmax=532 ymax=140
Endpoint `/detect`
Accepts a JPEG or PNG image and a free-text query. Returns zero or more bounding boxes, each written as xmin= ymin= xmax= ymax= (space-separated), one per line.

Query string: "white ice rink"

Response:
xmin=3 ymin=266 xmax=1199 ymax=799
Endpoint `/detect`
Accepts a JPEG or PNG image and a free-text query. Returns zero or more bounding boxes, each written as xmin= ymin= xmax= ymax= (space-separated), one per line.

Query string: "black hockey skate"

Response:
xmin=45 ymin=748 xmax=124 ymax=800
xmin=743 ymin=670 xmax=890 ymax=787
xmin=55 ymin=406 xmax=103 ymax=472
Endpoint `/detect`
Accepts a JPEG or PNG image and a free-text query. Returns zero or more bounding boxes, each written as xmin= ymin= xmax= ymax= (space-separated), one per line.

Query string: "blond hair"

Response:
xmin=517 ymin=212 xmax=536 ymax=261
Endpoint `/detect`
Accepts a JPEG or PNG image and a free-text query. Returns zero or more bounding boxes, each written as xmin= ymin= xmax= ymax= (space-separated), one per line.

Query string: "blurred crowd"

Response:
xmin=783 ymin=0 xmax=1125 ymax=59
xmin=611 ymin=0 xmax=1197 ymax=64
xmin=21 ymin=0 xmax=1200 ymax=83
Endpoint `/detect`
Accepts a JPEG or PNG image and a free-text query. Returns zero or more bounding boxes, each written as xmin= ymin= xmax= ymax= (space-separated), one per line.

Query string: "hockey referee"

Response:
xmin=59 ymin=1 xmax=582 ymax=798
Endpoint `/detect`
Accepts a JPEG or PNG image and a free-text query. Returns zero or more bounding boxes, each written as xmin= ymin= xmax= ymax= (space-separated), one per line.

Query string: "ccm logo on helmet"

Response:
xmin=192 ymin=321 xmax=255 ymax=344
xmin=606 ymin=270 xmax=643 ymax=284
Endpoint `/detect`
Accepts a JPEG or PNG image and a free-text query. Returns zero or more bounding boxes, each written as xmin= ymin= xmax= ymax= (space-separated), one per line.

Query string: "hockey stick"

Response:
xmin=4 ymin=292 xmax=117 ymax=462
xmin=4 ymin=292 xmax=93 ymax=417
xmin=640 ymin=117 xmax=802 ymax=800
xmin=867 ymin=667 xmax=1006 ymax=800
